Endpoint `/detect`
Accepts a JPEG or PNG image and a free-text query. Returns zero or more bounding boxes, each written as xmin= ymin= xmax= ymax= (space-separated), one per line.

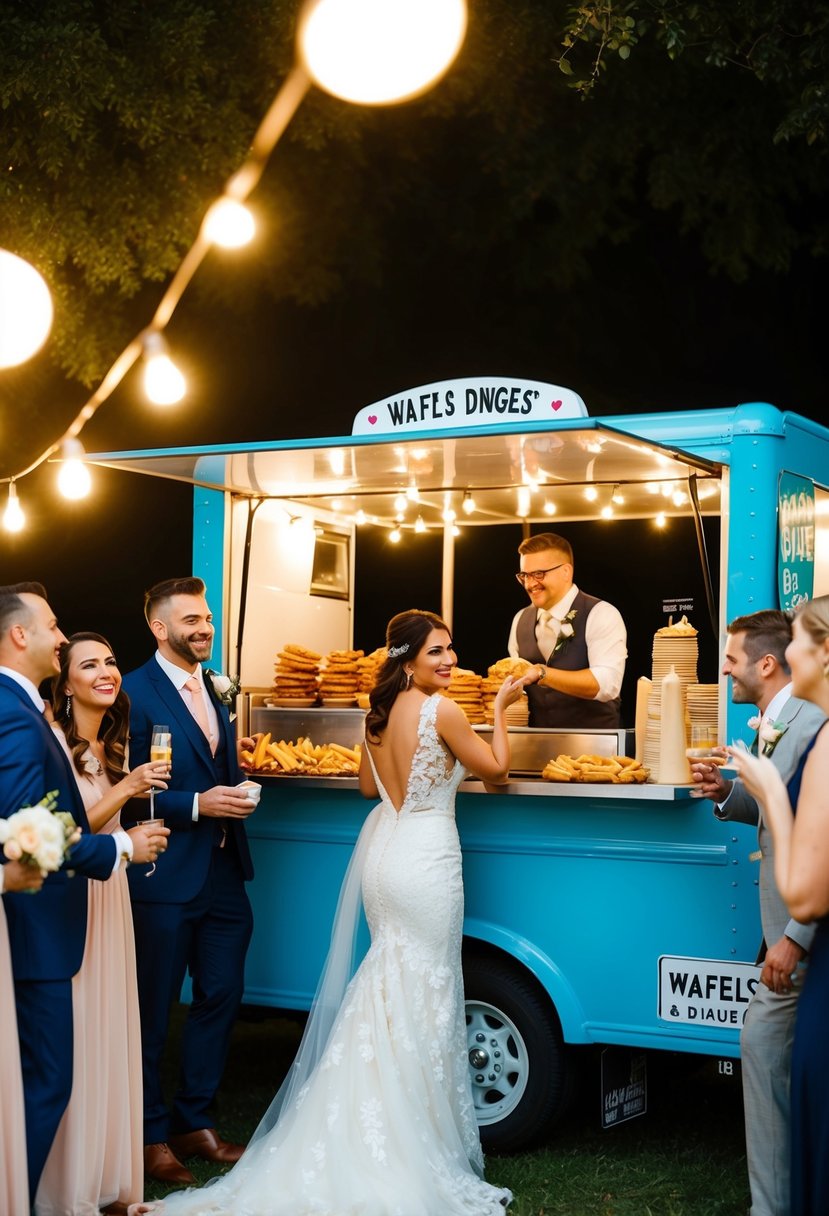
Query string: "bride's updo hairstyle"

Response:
xmin=795 ymin=595 xmax=829 ymax=675
xmin=365 ymin=609 xmax=449 ymax=743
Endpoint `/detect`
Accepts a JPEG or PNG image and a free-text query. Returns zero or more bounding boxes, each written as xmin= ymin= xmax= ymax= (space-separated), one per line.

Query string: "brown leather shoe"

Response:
xmin=143 ymin=1142 xmax=196 ymax=1185
xmin=168 ymin=1127 xmax=246 ymax=1164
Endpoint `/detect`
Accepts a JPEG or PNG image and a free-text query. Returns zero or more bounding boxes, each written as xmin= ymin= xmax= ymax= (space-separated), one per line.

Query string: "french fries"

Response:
xmin=541 ymin=754 xmax=650 ymax=784
xmin=243 ymin=734 xmax=362 ymax=775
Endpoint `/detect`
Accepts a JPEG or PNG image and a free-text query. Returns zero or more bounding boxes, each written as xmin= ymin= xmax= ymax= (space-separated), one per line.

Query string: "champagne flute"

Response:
xmin=143 ymin=725 xmax=171 ymax=877
xmin=149 ymin=724 xmax=172 ymax=819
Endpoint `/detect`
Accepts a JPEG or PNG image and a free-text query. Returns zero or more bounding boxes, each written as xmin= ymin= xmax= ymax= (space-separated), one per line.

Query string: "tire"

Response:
xmin=463 ymin=951 xmax=575 ymax=1153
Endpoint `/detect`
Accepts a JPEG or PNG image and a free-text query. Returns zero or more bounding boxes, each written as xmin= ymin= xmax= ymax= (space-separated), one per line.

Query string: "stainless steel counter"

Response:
xmin=254 ymin=773 xmax=695 ymax=800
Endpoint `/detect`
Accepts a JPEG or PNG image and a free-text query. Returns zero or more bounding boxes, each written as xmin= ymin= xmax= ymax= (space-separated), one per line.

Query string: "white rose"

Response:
xmin=560 ymin=622 xmax=575 ymax=638
xmin=759 ymin=720 xmax=780 ymax=744
xmin=35 ymin=843 xmax=62 ymax=871
xmin=211 ymin=673 xmax=232 ymax=695
xmin=747 ymin=716 xmax=761 ymax=731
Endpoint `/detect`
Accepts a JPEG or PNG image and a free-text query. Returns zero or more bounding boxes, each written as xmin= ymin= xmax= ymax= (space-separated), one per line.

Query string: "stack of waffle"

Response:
xmin=355 ymin=648 xmax=387 ymax=710
xmin=644 ymin=616 xmax=699 ymax=780
xmin=319 ymin=650 xmax=363 ymax=706
xmin=686 ymin=683 xmax=719 ymax=744
xmin=272 ymin=644 xmax=321 ymax=705
xmin=482 ymin=657 xmax=530 ymax=726
xmin=442 ymin=668 xmax=486 ymax=724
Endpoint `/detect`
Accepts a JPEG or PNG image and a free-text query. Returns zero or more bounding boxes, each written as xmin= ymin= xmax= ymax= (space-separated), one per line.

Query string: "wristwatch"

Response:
xmin=535 ymin=664 xmax=546 ymax=684
xmin=120 ymin=850 xmax=131 ymax=868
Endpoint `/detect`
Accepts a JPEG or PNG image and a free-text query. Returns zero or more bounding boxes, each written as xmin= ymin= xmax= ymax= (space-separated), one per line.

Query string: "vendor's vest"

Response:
xmin=516 ymin=591 xmax=621 ymax=729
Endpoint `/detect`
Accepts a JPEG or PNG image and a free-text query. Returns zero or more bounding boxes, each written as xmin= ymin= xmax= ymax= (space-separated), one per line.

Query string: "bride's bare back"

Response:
xmin=365 ymin=692 xmax=453 ymax=812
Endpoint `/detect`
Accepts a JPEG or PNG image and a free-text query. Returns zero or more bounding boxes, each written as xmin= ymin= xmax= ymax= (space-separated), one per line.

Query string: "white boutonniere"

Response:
xmin=747 ymin=716 xmax=788 ymax=757
xmin=552 ymin=609 xmax=578 ymax=657
xmin=207 ymin=669 xmax=241 ymax=720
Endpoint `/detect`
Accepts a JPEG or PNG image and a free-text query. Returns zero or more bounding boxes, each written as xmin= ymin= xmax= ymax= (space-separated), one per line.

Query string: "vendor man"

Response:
xmin=509 ymin=532 xmax=627 ymax=727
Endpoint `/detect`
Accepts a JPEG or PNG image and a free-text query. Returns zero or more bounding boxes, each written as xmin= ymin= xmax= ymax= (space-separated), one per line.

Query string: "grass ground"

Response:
xmin=146 ymin=1004 xmax=750 ymax=1214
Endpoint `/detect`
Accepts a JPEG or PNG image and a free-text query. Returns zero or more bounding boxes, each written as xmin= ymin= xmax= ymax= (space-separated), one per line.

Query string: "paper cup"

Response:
xmin=237 ymin=780 xmax=262 ymax=806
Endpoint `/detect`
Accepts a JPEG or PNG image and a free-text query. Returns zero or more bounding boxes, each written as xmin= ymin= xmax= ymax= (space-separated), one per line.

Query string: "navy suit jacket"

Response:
xmin=0 ymin=673 xmax=117 ymax=980
xmin=123 ymin=657 xmax=253 ymax=903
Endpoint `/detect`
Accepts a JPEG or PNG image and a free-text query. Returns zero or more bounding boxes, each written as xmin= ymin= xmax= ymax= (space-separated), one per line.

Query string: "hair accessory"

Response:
xmin=388 ymin=643 xmax=409 ymax=659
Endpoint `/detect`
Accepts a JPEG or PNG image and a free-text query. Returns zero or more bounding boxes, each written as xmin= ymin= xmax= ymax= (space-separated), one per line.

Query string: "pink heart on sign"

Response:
xmin=550 ymin=400 xmax=562 ymax=411
xmin=367 ymin=415 xmax=377 ymax=425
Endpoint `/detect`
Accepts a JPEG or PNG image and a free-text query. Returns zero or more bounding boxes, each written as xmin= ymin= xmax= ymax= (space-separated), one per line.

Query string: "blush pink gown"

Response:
xmin=35 ymin=736 xmax=144 ymax=1215
xmin=0 ymin=896 xmax=29 ymax=1213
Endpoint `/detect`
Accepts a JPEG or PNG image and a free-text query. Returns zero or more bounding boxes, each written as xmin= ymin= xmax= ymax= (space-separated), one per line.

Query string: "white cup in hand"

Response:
xmin=237 ymin=780 xmax=262 ymax=806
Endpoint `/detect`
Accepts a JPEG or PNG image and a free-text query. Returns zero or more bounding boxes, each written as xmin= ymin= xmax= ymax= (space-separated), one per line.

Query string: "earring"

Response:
xmin=404 ymin=668 xmax=413 ymax=691
xmin=64 ymin=693 xmax=72 ymax=720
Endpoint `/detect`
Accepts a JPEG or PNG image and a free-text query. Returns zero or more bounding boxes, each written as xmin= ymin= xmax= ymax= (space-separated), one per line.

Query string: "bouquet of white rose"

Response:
xmin=0 ymin=791 xmax=81 ymax=876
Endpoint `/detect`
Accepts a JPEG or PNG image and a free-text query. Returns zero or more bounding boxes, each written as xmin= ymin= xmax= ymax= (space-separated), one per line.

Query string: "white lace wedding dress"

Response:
xmin=157 ymin=694 xmax=512 ymax=1215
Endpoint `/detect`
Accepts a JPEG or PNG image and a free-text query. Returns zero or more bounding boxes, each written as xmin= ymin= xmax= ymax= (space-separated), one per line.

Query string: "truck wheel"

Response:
xmin=463 ymin=952 xmax=574 ymax=1153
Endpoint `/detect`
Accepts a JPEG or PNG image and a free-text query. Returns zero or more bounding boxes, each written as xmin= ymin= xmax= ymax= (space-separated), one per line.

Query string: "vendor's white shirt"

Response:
xmin=507 ymin=585 xmax=627 ymax=702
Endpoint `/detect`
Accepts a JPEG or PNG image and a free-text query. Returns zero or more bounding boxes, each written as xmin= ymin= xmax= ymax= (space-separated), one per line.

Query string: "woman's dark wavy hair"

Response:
xmin=51 ymin=632 xmax=130 ymax=786
xmin=365 ymin=610 xmax=450 ymax=743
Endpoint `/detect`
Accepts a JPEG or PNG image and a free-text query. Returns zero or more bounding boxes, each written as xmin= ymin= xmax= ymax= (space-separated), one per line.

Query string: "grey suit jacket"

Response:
xmin=715 ymin=695 xmax=826 ymax=958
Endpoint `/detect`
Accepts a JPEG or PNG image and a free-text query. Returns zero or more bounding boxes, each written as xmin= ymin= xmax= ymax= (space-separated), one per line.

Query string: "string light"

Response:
xmin=2 ymin=1 xmax=467 ymax=533
xmin=299 ymin=0 xmax=467 ymax=106
xmin=655 ymin=512 xmax=667 ymax=528
xmin=461 ymin=491 xmax=476 ymax=515
xmin=56 ymin=439 xmax=92 ymax=501
xmin=414 ymin=515 xmax=426 ymax=533
xmin=516 ymin=486 xmax=531 ymax=517
xmin=389 ymin=527 xmax=402 ymax=543
xmin=3 ymin=483 xmax=25 ymax=533
xmin=584 ymin=486 xmax=598 ymax=502
xmin=611 ymin=485 xmax=625 ymax=504
xmin=355 ymin=509 xmax=367 ymax=525
xmin=142 ymin=331 xmax=186 ymax=406
xmin=0 ymin=250 xmax=53 ymax=368
xmin=202 ymin=197 xmax=255 ymax=248
xmin=394 ymin=492 xmax=408 ymax=514
xmin=543 ymin=499 xmax=556 ymax=515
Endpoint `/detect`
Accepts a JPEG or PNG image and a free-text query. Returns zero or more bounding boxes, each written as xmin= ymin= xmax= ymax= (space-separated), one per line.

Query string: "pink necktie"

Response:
xmin=184 ymin=676 xmax=216 ymax=754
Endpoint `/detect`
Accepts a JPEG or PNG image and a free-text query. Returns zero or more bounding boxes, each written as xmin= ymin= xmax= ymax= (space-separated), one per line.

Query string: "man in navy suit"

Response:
xmin=123 ymin=576 xmax=257 ymax=1185
xmin=0 ymin=582 xmax=135 ymax=1204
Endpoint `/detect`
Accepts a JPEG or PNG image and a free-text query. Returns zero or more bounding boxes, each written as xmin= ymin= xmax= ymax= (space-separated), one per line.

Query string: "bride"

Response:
xmin=138 ymin=610 xmax=524 ymax=1215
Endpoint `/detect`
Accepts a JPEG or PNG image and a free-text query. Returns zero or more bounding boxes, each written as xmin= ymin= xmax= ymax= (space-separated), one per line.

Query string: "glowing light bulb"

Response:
xmin=600 ymin=504 xmax=614 ymax=520
xmin=328 ymin=448 xmax=346 ymax=476
xmin=543 ymin=500 xmax=556 ymax=515
xmin=0 ymin=250 xmax=53 ymax=368
xmin=645 ymin=482 xmax=659 ymax=495
xmin=442 ymin=506 xmax=456 ymax=523
xmin=394 ymin=492 xmax=407 ymax=514
xmin=452 ymin=524 xmax=460 ymax=538
xmin=142 ymin=333 xmax=185 ymax=405
xmin=584 ymin=486 xmax=598 ymax=502
xmin=299 ymin=0 xmax=467 ymax=106
xmin=389 ymin=527 xmax=402 ymax=543
xmin=414 ymin=515 xmax=426 ymax=533
xmin=57 ymin=439 xmax=91 ymax=500
xmin=612 ymin=486 xmax=625 ymax=504
xmin=406 ymin=482 xmax=419 ymax=502
xmin=672 ymin=489 xmax=687 ymax=507
xmin=3 ymin=483 xmax=25 ymax=532
xmin=462 ymin=491 xmax=476 ymax=515
xmin=202 ymin=197 xmax=255 ymax=248
xmin=355 ymin=509 xmax=367 ymax=525
xmin=655 ymin=512 xmax=667 ymax=529
xmin=516 ymin=486 xmax=531 ymax=517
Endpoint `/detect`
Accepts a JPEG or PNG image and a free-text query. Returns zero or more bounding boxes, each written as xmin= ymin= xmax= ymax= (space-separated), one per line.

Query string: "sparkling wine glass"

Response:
xmin=143 ymin=725 xmax=171 ymax=876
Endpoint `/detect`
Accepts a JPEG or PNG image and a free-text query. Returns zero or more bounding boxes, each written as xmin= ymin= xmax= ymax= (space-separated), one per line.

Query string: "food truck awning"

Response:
xmin=87 ymin=414 xmax=725 ymax=526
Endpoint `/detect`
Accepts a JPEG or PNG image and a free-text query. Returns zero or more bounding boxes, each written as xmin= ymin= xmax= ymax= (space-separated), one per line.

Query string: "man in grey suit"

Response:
xmin=691 ymin=610 xmax=825 ymax=1216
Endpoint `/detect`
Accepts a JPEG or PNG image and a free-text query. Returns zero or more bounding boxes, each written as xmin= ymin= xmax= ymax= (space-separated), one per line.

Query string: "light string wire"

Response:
xmin=1 ymin=63 xmax=312 ymax=489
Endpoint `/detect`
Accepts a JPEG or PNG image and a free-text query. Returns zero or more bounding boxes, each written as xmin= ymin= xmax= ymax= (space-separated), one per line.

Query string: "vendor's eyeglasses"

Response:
xmin=515 ymin=563 xmax=566 ymax=586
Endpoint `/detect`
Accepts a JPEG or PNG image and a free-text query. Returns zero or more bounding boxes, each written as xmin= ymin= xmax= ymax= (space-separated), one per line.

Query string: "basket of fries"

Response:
xmin=242 ymin=733 xmax=361 ymax=775
xmin=541 ymin=754 xmax=650 ymax=784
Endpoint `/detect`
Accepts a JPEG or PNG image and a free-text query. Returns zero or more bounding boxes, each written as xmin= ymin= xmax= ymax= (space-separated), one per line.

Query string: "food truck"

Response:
xmin=91 ymin=381 xmax=829 ymax=1150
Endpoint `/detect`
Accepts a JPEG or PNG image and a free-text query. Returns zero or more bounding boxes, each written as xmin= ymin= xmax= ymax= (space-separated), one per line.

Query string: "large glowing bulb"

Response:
xmin=0 ymin=250 xmax=53 ymax=368
xmin=3 ymin=483 xmax=25 ymax=533
xmin=462 ymin=492 xmax=476 ymax=515
xmin=57 ymin=440 xmax=92 ymax=500
xmin=389 ymin=527 xmax=402 ymax=543
xmin=299 ymin=0 xmax=467 ymax=105
xmin=203 ymin=198 xmax=255 ymax=248
xmin=143 ymin=334 xmax=186 ymax=405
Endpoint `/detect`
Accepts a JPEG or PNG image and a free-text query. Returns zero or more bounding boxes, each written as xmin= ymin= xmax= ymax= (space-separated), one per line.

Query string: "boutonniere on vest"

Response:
xmin=552 ymin=609 xmax=578 ymax=657
xmin=747 ymin=716 xmax=788 ymax=757
xmin=207 ymin=670 xmax=241 ymax=716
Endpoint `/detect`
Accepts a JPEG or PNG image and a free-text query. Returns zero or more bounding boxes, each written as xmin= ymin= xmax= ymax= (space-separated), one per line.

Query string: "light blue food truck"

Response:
xmin=91 ymin=381 xmax=829 ymax=1150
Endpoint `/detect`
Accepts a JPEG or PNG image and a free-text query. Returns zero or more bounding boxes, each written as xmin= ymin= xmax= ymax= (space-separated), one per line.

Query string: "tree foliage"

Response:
xmin=1 ymin=0 xmax=826 ymax=390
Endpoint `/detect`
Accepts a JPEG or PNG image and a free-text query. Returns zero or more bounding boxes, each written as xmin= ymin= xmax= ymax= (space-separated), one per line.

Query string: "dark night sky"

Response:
xmin=2 ymin=43 xmax=827 ymax=710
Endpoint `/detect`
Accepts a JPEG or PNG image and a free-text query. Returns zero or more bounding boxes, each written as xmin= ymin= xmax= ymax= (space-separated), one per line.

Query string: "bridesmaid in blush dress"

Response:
xmin=35 ymin=633 xmax=170 ymax=1216
xmin=1 ymin=858 xmax=45 ymax=1214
